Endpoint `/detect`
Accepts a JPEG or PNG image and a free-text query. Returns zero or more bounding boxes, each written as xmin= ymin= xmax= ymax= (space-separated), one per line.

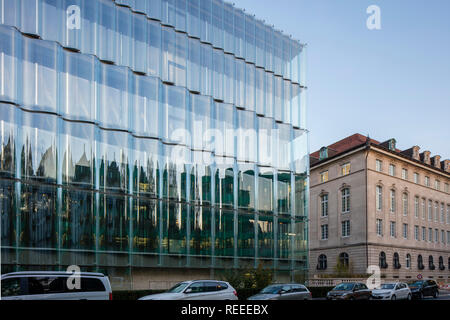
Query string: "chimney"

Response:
xmin=421 ymin=151 xmax=431 ymax=165
xmin=442 ymin=160 xmax=450 ymax=173
xmin=431 ymin=155 xmax=441 ymax=169
xmin=412 ymin=146 xmax=420 ymax=161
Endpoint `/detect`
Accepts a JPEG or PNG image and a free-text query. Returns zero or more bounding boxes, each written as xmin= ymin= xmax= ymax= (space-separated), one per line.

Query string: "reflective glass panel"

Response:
xmin=61 ymin=189 xmax=94 ymax=250
xmin=132 ymin=198 xmax=159 ymax=253
xmin=61 ymin=50 xmax=95 ymax=121
xmin=215 ymin=209 xmax=234 ymax=256
xmin=60 ymin=120 xmax=94 ymax=188
xmin=98 ymin=64 xmax=130 ymax=130
xmin=258 ymin=215 xmax=274 ymax=258
xmin=22 ymin=37 xmax=58 ymax=113
xmin=21 ymin=111 xmax=57 ymax=183
xmin=237 ymin=163 xmax=255 ymax=211
xmin=258 ymin=168 xmax=274 ymax=214
xmin=190 ymin=206 xmax=212 ymax=255
xmin=133 ymin=74 xmax=159 ymax=138
xmin=98 ymin=193 xmax=129 ymax=252
xmin=238 ymin=213 xmax=255 ymax=257
xmin=20 ymin=184 xmax=57 ymax=249
xmin=148 ymin=20 xmax=162 ymax=77
xmin=162 ymin=202 xmax=187 ymax=254
xmin=0 ymin=103 xmax=16 ymax=178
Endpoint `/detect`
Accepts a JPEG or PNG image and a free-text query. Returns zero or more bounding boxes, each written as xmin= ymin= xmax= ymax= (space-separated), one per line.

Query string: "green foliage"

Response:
xmin=218 ymin=264 xmax=273 ymax=290
xmin=333 ymin=259 xmax=354 ymax=277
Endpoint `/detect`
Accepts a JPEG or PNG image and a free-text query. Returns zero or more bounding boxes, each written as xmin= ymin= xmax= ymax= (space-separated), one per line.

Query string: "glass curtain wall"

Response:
xmin=0 ymin=0 xmax=308 ymax=281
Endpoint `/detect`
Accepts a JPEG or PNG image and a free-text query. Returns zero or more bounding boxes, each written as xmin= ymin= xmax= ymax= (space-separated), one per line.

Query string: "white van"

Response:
xmin=1 ymin=271 xmax=112 ymax=300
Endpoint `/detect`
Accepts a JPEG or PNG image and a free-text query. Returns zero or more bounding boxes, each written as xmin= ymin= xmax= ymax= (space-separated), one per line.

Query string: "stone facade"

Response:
xmin=309 ymin=134 xmax=450 ymax=282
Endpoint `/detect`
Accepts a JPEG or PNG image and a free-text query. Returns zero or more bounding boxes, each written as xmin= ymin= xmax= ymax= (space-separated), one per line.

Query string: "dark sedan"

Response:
xmin=408 ymin=280 xmax=439 ymax=299
xmin=326 ymin=282 xmax=372 ymax=300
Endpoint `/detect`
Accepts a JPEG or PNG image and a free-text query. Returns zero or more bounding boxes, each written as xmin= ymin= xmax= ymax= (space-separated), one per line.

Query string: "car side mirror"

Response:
xmin=185 ymin=288 xmax=193 ymax=294
xmin=278 ymin=289 xmax=286 ymax=295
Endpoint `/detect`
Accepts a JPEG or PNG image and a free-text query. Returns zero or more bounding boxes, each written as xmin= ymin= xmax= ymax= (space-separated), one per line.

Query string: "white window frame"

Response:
xmin=390 ymin=221 xmax=396 ymax=238
xmin=376 ymin=159 xmax=382 ymax=172
xmin=376 ymin=186 xmax=383 ymax=211
xmin=342 ymin=220 xmax=350 ymax=237
xmin=320 ymin=194 xmax=328 ymax=217
xmin=376 ymin=219 xmax=383 ymax=236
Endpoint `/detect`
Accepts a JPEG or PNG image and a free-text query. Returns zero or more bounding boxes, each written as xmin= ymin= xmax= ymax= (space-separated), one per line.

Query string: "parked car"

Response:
xmin=326 ymin=282 xmax=372 ymax=300
xmin=139 ymin=280 xmax=238 ymax=300
xmin=408 ymin=280 xmax=439 ymax=299
xmin=371 ymin=282 xmax=412 ymax=300
xmin=1 ymin=271 xmax=112 ymax=300
xmin=247 ymin=283 xmax=312 ymax=300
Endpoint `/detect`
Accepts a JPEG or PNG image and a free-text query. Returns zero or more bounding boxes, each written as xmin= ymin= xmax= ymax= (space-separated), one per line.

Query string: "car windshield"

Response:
xmin=408 ymin=281 xmax=424 ymax=287
xmin=333 ymin=283 xmax=355 ymax=291
xmin=380 ymin=284 xmax=395 ymax=290
xmin=166 ymin=282 xmax=189 ymax=293
xmin=260 ymin=285 xmax=284 ymax=294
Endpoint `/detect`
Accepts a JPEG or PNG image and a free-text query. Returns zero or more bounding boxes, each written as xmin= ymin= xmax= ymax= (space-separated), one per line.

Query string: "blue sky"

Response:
xmin=233 ymin=0 xmax=450 ymax=159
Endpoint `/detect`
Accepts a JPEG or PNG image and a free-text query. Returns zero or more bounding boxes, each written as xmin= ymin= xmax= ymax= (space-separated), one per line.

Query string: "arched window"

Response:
xmin=417 ymin=255 xmax=424 ymax=270
xmin=393 ymin=252 xmax=401 ymax=269
xmin=428 ymin=256 xmax=435 ymax=270
xmin=406 ymin=254 xmax=411 ymax=269
xmin=317 ymin=254 xmax=327 ymax=270
xmin=438 ymin=256 xmax=445 ymax=270
xmin=379 ymin=252 xmax=388 ymax=269
xmin=339 ymin=252 xmax=349 ymax=267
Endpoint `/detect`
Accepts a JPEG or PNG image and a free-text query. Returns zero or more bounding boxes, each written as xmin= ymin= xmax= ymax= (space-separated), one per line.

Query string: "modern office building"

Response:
xmin=309 ymin=134 xmax=450 ymax=282
xmin=0 ymin=0 xmax=308 ymax=289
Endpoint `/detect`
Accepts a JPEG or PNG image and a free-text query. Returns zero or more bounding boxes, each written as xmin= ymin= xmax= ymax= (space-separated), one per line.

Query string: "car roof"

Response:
xmin=1 ymin=271 xmax=106 ymax=278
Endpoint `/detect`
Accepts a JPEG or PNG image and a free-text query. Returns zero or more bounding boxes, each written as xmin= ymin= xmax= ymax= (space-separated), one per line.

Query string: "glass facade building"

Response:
xmin=0 ymin=0 xmax=308 ymax=287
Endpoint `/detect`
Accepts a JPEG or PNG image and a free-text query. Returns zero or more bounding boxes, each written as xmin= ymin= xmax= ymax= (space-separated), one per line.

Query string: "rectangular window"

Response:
xmin=428 ymin=200 xmax=432 ymax=221
xmin=441 ymin=203 xmax=445 ymax=223
xmin=422 ymin=227 xmax=426 ymax=241
xmin=414 ymin=225 xmax=419 ymax=241
xmin=402 ymin=168 xmax=408 ymax=180
xmin=321 ymin=194 xmax=328 ymax=217
xmin=435 ymin=180 xmax=440 ymax=191
xmin=441 ymin=230 xmax=445 ymax=243
xmin=402 ymin=193 xmax=408 ymax=216
xmin=390 ymin=190 xmax=396 ymax=213
xmin=428 ymin=228 xmax=433 ymax=242
xmin=422 ymin=199 xmax=426 ymax=220
xmin=425 ymin=176 xmax=430 ymax=187
xmin=342 ymin=220 xmax=350 ymax=237
xmin=448 ymin=231 xmax=450 ymax=244
xmin=445 ymin=183 xmax=449 ymax=193
xmin=447 ymin=205 xmax=450 ymax=224
xmin=414 ymin=196 xmax=419 ymax=218
xmin=403 ymin=223 xmax=408 ymax=239
xmin=321 ymin=224 xmax=328 ymax=240
xmin=376 ymin=159 xmax=382 ymax=172
xmin=376 ymin=186 xmax=383 ymax=211
xmin=389 ymin=164 xmax=396 ymax=176
xmin=342 ymin=188 xmax=350 ymax=213
xmin=341 ymin=163 xmax=351 ymax=176
xmin=414 ymin=172 xmax=419 ymax=184
xmin=435 ymin=229 xmax=439 ymax=243
xmin=376 ymin=219 xmax=383 ymax=236
xmin=435 ymin=202 xmax=439 ymax=222
xmin=320 ymin=171 xmax=328 ymax=183
xmin=390 ymin=221 xmax=396 ymax=238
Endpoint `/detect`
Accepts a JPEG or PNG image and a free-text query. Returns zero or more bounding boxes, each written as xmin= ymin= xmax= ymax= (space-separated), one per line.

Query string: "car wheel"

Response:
xmin=407 ymin=294 xmax=412 ymax=301
xmin=433 ymin=291 xmax=439 ymax=299
xmin=419 ymin=292 xmax=424 ymax=300
xmin=391 ymin=295 xmax=396 ymax=300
